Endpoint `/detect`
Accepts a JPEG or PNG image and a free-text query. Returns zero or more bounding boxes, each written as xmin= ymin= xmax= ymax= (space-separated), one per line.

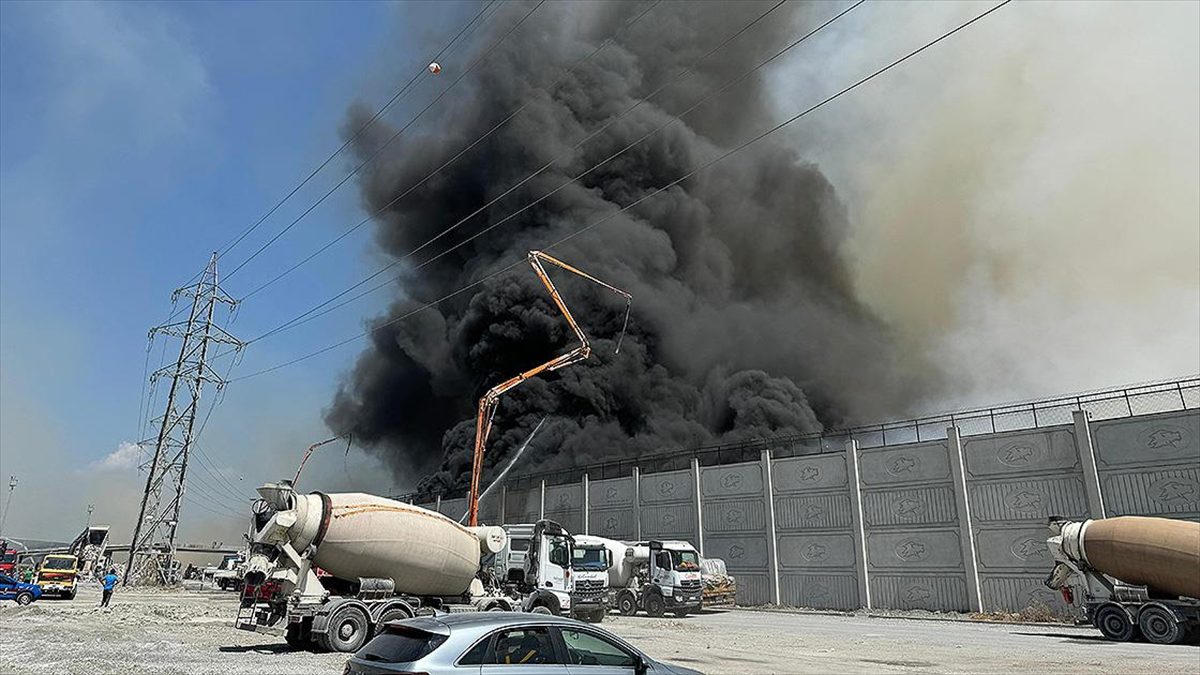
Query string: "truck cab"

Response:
xmin=498 ymin=520 xmax=574 ymax=616
xmin=645 ymin=540 xmax=702 ymax=617
xmin=571 ymin=535 xmax=613 ymax=622
xmin=36 ymin=554 xmax=80 ymax=600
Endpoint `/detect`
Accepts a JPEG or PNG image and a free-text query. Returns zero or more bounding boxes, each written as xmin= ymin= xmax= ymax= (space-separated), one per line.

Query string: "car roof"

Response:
xmin=391 ymin=611 xmax=585 ymax=633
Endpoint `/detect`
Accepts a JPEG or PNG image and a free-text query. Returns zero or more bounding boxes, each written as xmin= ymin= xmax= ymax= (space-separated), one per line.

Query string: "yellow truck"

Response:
xmin=36 ymin=554 xmax=80 ymax=599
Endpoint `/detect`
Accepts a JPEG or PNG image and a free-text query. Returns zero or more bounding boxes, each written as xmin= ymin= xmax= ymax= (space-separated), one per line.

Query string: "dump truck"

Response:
xmin=570 ymin=534 xmax=614 ymax=622
xmin=700 ymin=556 xmax=737 ymax=608
xmin=236 ymin=481 xmax=572 ymax=653
xmin=35 ymin=554 xmax=80 ymax=599
xmin=585 ymin=537 xmax=702 ymax=617
xmin=1045 ymin=516 xmax=1200 ymax=645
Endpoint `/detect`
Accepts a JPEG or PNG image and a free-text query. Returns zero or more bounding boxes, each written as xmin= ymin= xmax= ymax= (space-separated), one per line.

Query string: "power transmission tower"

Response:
xmin=125 ymin=253 xmax=242 ymax=585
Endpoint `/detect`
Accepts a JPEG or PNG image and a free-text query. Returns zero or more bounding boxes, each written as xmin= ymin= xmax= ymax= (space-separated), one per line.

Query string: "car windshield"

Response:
xmin=0 ymin=552 xmax=16 ymax=563
xmin=573 ymin=547 xmax=607 ymax=571
xmin=42 ymin=557 xmax=75 ymax=570
xmin=671 ymin=550 xmax=700 ymax=571
xmin=357 ymin=628 xmax=447 ymax=664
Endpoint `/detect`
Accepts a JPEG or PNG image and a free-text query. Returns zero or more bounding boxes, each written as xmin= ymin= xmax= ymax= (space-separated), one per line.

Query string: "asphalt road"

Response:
xmin=0 ymin=584 xmax=1195 ymax=674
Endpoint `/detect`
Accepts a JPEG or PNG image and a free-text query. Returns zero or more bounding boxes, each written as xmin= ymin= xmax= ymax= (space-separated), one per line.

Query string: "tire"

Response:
xmin=217 ymin=579 xmax=227 ymax=591
xmin=68 ymin=587 xmax=78 ymax=601
xmin=617 ymin=593 xmax=638 ymax=616
xmin=15 ymin=592 xmax=34 ymax=606
xmin=645 ymin=594 xmax=665 ymax=618
xmin=673 ymin=608 xmax=689 ymax=618
xmin=1138 ymin=605 xmax=1186 ymax=645
xmin=488 ymin=603 xmax=508 ymax=612
xmin=531 ymin=605 xmax=554 ymax=615
xmin=1095 ymin=604 xmax=1138 ymax=642
xmin=590 ymin=609 xmax=605 ymax=624
xmin=319 ymin=605 xmax=370 ymax=653
xmin=373 ymin=608 xmax=411 ymax=638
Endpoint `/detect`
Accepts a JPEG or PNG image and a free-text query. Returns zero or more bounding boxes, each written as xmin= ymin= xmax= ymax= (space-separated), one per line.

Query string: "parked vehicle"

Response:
xmin=569 ymin=535 xmax=613 ymax=622
xmin=0 ymin=539 xmax=23 ymax=577
xmin=237 ymin=481 xmax=571 ymax=653
xmin=35 ymin=554 xmax=80 ymax=599
xmin=345 ymin=611 xmax=703 ymax=675
xmin=0 ymin=572 xmax=42 ymax=605
xmin=1045 ymin=516 xmax=1200 ymax=644
xmin=495 ymin=521 xmax=576 ymax=616
xmin=213 ymin=553 xmax=246 ymax=591
xmin=585 ymin=538 xmax=702 ymax=618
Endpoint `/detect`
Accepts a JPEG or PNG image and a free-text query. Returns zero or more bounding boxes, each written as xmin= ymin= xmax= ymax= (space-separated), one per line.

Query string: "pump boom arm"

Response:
xmin=466 ymin=251 xmax=631 ymax=526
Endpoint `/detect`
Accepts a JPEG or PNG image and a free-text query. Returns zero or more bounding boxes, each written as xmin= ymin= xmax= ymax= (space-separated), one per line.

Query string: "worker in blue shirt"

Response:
xmin=100 ymin=569 xmax=119 ymax=607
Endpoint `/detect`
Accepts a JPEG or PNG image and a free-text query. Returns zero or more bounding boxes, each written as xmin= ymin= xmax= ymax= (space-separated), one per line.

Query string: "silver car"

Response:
xmin=344 ymin=611 xmax=703 ymax=675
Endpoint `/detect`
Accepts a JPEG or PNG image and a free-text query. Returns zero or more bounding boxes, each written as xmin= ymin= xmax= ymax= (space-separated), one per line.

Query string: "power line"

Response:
xmin=231 ymin=0 xmax=1013 ymax=383
xmin=221 ymin=0 xmax=545 ymax=282
xmin=235 ymin=0 xmax=797 ymax=346
xmin=204 ymin=1 xmax=500 ymax=271
xmin=238 ymin=0 xmax=666 ymax=302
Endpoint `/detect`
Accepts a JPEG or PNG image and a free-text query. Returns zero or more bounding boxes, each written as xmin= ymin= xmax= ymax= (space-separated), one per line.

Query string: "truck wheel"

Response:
xmin=1138 ymin=605 xmax=1186 ymax=645
xmin=1095 ymin=604 xmax=1138 ymax=642
xmin=373 ymin=608 xmax=410 ymax=638
xmin=15 ymin=592 xmax=34 ymax=606
xmin=673 ymin=608 xmax=689 ymax=618
xmin=590 ymin=609 xmax=605 ymax=624
xmin=320 ymin=605 xmax=369 ymax=653
xmin=617 ymin=593 xmax=637 ymax=616
xmin=645 ymin=594 xmax=665 ymax=618
xmin=531 ymin=605 xmax=554 ymax=615
xmin=68 ymin=587 xmax=78 ymax=601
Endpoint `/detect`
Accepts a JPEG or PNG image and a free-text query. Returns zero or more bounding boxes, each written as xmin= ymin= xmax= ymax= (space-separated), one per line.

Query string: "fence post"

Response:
xmin=582 ymin=472 xmax=590 ymax=535
xmin=633 ymin=466 xmax=642 ymax=541
xmin=499 ymin=485 xmax=507 ymax=524
xmin=1072 ymin=410 xmax=1107 ymax=518
xmin=845 ymin=439 xmax=870 ymax=609
xmin=691 ymin=457 xmax=704 ymax=556
xmin=539 ymin=480 xmax=546 ymax=521
xmin=946 ymin=426 xmax=983 ymax=612
xmin=761 ymin=448 xmax=781 ymax=605
xmin=435 ymin=495 xmax=441 ymax=514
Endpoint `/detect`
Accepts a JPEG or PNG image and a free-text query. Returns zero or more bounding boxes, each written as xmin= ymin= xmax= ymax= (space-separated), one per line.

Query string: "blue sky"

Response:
xmin=0 ymin=0 xmax=478 ymax=543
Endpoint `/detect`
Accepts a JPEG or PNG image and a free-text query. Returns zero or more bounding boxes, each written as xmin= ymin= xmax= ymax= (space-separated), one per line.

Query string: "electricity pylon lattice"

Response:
xmin=125 ymin=253 xmax=242 ymax=585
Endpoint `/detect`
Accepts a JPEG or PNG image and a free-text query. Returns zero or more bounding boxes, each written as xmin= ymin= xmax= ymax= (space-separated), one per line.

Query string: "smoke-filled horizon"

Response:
xmin=324 ymin=1 xmax=939 ymax=497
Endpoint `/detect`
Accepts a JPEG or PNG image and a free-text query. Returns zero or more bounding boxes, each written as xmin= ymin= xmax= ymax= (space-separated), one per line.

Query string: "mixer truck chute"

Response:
xmin=237 ymin=482 xmax=555 ymax=653
xmin=1045 ymin=516 xmax=1200 ymax=645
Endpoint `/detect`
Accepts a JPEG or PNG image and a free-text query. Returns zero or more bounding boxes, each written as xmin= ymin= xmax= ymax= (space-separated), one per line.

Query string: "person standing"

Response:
xmin=100 ymin=569 xmax=118 ymax=607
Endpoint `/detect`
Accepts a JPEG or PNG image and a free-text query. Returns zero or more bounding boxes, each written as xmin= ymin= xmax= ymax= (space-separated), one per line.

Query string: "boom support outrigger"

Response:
xmin=466 ymin=250 xmax=632 ymax=526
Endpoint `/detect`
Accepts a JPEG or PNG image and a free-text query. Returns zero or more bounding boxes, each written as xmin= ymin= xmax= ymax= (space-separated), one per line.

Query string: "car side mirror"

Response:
xmin=634 ymin=655 xmax=649 ymax=675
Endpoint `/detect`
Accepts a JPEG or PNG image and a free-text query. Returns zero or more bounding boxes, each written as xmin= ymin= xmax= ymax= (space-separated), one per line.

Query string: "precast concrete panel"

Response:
xmin=705 ymin=535 xmax=770 ymax=573
xmin=858 ymin=443 xmax=951 ymax=487
xmin=862 ymin=486 xmax=957 ymax=527
xmin=1092 ymin=410 xmax=1200 ymax=520
xmin=588 ymin=477 xmax=634 ymax=508
xmin=771 ymin=454 xmax=858 ymax=610
xmin=772 ymin=454 xmax=848 ymax=493
xmin=639 ymin=470 xmax=693 ymax=504
xmin=701 ymin=499 xmax=766 ymax=532
xmin=869 ymin=575 xmax=968 ymax=611
xmin=700 ymin=463 xmax=764 ymax=497
xmin=979 ymin=576 xmax=1070 ymax=614
xmin=962 ymin=425 xmax=1088 ymax=612
xmin=774 ymin=494 xmax=852 ymax=530
xmin=777 ymin=533 xmax=856 ymax=569
xmin=589 ymin=508 xmax=636 ymax=540
xmin=860 ymin=442 xmax=966 ymax=610
xmin=504 ymin=488 xmax=540 ymax=524
xmin=543 ymin=484 xmax=583 ymax=532
xmin=732 ymin=574 xmax=771 ymax=605
xmin=779 ymin=574 xmax=858 ymax=610
xmin=438 ymin=498 xmax=467 ymax=521
xmin=640 ymin=504 xmax=696 ymax=540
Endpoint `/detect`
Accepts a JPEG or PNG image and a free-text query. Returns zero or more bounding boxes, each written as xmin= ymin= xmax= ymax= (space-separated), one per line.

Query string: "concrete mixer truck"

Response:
xmin=581 ymin=537 xmax=702 ymax=617
xmin=1045 ymin=516 xmax=1200 ymax=645
xmin=235 ymin=482 xmax=572 ymax=653
xmin=570 ymin=534 xmax=615 ymax=622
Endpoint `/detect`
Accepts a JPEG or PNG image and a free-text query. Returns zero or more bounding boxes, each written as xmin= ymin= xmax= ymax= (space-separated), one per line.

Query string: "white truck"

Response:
xmin=586 ymin=537 xmax=702 ymax=617
xmin=235 ymin=482 xmax=572 ymax=653
xmin=492 ymin=521 xmax=574 ymax=616
xmin=570 ymin=534 xmax=614 ymax=622
xmin=213 ymin=552 xmax=246 ymax=591
xmin=1045 ymin=515 xmax=1200 ymax=645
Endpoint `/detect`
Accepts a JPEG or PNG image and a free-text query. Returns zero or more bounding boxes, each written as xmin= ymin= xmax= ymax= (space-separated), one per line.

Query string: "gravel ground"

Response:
xmin=1 ymin=583 xmax=1196 ymax=674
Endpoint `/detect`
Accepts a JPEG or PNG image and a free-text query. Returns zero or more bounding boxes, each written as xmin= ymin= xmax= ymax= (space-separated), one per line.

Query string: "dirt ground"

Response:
xmin=1 ymin=583 xmax=1196 ymax=674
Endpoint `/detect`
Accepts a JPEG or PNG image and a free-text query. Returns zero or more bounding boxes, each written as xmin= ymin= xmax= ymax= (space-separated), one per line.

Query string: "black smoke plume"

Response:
xmin=326 ymin=1 xmax=933 ymax=496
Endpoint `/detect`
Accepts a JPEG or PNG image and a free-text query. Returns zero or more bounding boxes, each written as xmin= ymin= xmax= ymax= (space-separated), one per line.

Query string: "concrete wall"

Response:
xmin=486 ymin=407 xmax=1198 ymax=612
